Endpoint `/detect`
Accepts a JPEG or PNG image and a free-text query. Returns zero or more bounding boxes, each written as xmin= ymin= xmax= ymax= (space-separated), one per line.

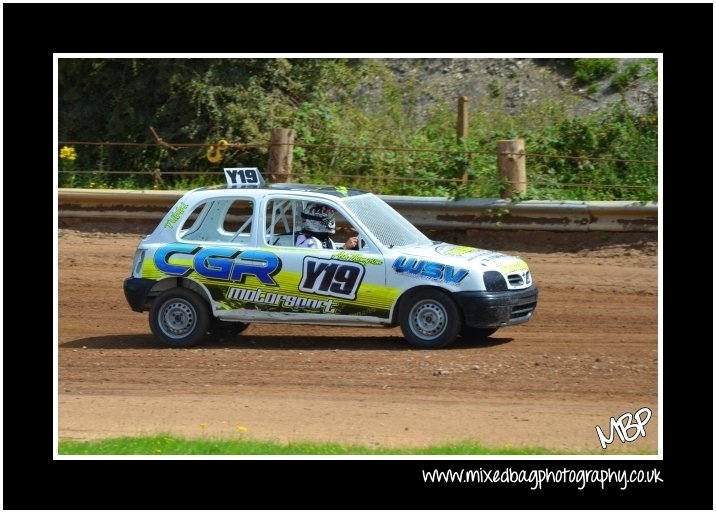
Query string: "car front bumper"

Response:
xmin=454 ymin=286 xmax=538 ymax=328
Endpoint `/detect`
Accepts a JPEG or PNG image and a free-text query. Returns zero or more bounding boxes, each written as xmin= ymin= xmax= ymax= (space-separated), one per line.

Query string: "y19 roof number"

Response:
xmin=224 ymin=167 xmax=265 ymax=188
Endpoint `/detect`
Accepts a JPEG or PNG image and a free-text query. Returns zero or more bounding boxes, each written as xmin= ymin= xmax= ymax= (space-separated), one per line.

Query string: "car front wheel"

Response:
xmin=149 ymin=289 xmax=210 ymax=347
xmin=399 ymin=289 xmax=461 ymax=349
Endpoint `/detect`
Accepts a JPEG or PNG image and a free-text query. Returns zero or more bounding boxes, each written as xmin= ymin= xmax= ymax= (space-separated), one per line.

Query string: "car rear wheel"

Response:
xmin=149 ymin=289 xmax=210 ymax=348
xmin=460 ymin=326 xmax=499 ymax=340
xmin=399 ymin=289 xmax=461 ymax=349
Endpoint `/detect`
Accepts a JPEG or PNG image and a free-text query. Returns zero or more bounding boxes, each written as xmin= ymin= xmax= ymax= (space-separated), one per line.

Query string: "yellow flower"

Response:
xmin=59 ymin=146 xmax=77 ymax=161
xmin=235 ymin=425 xmax=248 ymax=434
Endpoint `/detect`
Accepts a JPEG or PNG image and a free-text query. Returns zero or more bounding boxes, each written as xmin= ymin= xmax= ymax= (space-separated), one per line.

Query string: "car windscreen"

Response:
xmin=343 ymin=194 xmax=432 ymax=248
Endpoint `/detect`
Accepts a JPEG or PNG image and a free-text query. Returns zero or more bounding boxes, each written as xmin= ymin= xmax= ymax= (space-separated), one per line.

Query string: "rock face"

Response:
xmin=354 ymin=58 xmax=658 ymax=122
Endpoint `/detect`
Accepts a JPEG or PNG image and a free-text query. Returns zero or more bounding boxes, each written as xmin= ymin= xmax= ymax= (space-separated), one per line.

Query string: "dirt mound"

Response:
xmin=357 ymin=58 xmax=657 ymax=122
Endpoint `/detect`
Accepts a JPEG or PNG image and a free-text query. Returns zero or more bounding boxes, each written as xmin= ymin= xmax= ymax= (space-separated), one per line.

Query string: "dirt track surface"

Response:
xmin=58 ymin=227 xmax=658 ymax=453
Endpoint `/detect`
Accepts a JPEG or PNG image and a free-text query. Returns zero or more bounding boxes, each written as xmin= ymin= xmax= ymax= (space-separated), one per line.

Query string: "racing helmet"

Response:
xmin=300 ymin=203 xmax=336 ymax=234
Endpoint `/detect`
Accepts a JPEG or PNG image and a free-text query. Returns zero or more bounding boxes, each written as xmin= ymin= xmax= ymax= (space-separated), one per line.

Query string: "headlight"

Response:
xmin=132 ymin=249 xmax=146 ymax=276
xmin=483 ymin=271 xmax=507 ymax=291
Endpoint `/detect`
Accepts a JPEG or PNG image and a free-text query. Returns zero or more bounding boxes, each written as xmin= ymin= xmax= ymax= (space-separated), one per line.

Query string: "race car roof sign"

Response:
xmin=224 ymin=167 xmax=265 ymax=188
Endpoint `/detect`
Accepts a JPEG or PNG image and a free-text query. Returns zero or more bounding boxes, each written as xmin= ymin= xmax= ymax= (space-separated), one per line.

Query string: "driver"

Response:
xmin=295 ymin=203 xmax=359 ymax=250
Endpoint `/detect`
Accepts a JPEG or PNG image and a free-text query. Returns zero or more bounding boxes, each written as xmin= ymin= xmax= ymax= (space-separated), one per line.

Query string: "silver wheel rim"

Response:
xmin=409 ymin=299 xmax=447 ymax=340
xmin=158 ymin=299 xmax=197 ymax=339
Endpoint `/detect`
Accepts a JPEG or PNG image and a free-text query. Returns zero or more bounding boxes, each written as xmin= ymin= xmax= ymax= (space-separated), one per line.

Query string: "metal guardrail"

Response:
xmin=58 ymin=188 xmax=658 ymax=232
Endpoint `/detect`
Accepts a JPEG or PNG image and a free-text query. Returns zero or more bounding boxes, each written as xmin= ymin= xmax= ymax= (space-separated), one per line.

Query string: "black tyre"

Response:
xmin=460 ymin=326 xmax=499 ymax=340
xmin=149 ymin=288 xmax=211 ymax=348
xmin=398 ymin=289 xmax=461 ymax=349
xmin=208 ymin=319 xmax=250 ymax=341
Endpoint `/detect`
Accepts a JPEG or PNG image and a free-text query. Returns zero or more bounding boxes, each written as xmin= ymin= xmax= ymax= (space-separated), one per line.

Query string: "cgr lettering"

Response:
xmin=154 ymin=243 xmax=281 ymax=285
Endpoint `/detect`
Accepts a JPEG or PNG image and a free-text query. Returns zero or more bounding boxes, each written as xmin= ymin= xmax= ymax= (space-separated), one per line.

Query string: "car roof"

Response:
xmin=187 ymin=183 xmax=370 ymax=201
xmin=265 ymin=183 xmax=368 ymax=197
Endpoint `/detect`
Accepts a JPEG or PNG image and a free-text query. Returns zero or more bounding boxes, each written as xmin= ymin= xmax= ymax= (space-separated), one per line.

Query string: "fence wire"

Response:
xmin=57 ymin=139 xmax=658 ymax=194
xmin=59 ymin=139 xmax=658 ymax=165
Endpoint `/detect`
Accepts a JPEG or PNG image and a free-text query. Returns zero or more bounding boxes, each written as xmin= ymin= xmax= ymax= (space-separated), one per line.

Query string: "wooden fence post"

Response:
xmin=267 ymin=128 xmax=295 ymax=183
xmin=457 ymin=96 xmax=469 ymax=184
xmin=457 ymin=96 xmax=469 ymax=143
xmin=497 ymin=139 xmax=526 ymax=199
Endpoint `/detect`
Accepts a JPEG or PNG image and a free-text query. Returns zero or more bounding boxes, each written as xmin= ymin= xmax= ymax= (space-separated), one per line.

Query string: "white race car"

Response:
xmin=124 ymin=168 xmax=538 ymax=348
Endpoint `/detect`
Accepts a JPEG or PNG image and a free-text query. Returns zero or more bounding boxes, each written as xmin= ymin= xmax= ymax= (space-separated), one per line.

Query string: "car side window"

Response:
xmin=332 ymin=209 xmax=361 ymax=250
xmin=264 ymin=198 xmax=299 ymax=246
xmin=179 ymin=198 xmax=254 ymax=244
xmin=263 ymin=197 xmax=363 ymax=250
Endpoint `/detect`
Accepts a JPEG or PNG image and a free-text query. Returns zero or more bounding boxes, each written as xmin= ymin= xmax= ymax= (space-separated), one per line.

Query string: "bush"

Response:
xmin=573 ymin=58 xmax=617 ymax=85
xmin=610 ymin=62 xmax=642 ymax=92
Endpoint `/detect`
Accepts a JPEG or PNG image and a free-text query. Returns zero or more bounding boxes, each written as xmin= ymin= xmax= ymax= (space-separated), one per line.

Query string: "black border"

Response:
xmin=5 ymin=2 xmax=711 ymax=510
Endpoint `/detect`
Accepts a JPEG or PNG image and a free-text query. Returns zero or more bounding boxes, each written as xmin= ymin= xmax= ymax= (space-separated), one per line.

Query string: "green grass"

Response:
xmin=58 ymin=435 xmax=653 ymax=456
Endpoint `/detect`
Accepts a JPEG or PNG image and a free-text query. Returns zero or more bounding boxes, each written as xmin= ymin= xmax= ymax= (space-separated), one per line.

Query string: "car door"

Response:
xmin=259 ymin=195 xmax=395 ymax=324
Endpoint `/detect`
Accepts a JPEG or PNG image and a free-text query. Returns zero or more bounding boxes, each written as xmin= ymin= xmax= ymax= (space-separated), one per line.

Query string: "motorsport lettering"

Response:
xmin=227 ymin=287 xmax=336 ymax=313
